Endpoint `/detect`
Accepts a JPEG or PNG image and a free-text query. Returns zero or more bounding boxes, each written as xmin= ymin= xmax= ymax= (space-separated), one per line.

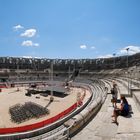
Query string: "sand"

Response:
xmin=0 ymin=85 xmax=91 ymax=128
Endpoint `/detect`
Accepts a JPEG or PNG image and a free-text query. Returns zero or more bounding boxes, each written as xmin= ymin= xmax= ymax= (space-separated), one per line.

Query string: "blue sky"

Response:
xmin=0 ymin=0 xmax=140 ymax=59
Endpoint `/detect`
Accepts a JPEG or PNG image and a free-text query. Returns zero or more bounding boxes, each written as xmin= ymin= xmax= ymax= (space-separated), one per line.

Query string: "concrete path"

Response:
xmin=72 ymin=81 xmax=140 ymax=140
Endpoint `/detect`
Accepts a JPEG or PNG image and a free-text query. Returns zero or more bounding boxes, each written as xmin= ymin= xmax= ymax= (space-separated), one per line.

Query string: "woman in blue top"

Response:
xmin=112 ymin=96 xmax=129 ymax=125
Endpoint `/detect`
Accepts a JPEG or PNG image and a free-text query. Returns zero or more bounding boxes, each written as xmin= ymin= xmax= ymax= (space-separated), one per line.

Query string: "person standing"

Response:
xmin=111 ymin=83 xmax=118 ymax=108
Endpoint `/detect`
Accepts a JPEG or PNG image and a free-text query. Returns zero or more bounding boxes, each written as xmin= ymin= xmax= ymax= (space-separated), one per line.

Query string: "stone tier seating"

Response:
xmin=72 ymin=78 xmax=140 ymax=140
xmin=23 ymin=79 xmax=107 ymax=140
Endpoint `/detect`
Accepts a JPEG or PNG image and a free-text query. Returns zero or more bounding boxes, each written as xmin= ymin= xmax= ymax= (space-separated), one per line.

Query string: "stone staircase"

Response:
xmin=72 ymin=79 xmax=140 ymax=140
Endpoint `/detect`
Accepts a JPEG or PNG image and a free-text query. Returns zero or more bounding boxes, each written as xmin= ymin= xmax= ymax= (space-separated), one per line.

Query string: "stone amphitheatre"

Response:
xmin=0 ymin=53 xmax=140 ymax=140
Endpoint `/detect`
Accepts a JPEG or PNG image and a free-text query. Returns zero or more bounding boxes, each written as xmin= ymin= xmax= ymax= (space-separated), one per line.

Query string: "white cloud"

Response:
xmin=22 ymin=56 xmax=43 ymax=59
xmin=97 ymin=54 xmax=113 ymax=58
xmin=21 ymin=40 xmax=39 ymax=47
xmin=80 ymin=45 xmax=96 ymax=50
xmin=120 ymin=46 xmax=140 ymax=55
xmin=13 ymin=24 xmax=24 ymax=31
xmin=80 ymin=45 xmax=87 ymax=49
xmin=22 ymin=56 xmax=33 ymax=58
xmin=90 ymin=46 xmax=96 ymax=49
xmin=21 ymin=29 xmax=36 ymax=37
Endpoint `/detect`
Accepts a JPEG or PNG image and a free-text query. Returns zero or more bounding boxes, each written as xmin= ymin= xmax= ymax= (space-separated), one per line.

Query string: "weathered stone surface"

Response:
xmin=117 ymin=117 xmax=133 ymax=134
xmin=72 ymin=81 xmax=140 ymax=140
xmin=95 ymin=123 xmax=117 ymax=138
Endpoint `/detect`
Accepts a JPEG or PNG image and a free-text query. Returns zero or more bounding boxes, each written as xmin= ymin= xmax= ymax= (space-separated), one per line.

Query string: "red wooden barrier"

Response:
xmin=0 ymin=103 xmax=77 ymax=134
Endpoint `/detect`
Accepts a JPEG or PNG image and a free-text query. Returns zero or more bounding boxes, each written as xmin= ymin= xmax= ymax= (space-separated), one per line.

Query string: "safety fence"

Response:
xmin=0 ymin=83 xmax=7 ymax=88
xmin=0 ymin=103 xmax=77 ymax=134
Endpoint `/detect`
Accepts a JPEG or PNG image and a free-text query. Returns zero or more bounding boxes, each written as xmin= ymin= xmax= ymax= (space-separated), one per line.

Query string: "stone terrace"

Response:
xmin=72 ymin=79 xmax=140 ymax=140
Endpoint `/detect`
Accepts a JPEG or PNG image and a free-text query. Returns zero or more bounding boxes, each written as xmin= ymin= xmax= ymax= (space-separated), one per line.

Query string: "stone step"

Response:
xmin=117 ymin=97 xmax=140 ymax=136
xmin=117 ymin=115 xmax=140 ymax=133
xmin=114 ymin=133 xmax=136 ymax=140
xmin=132 ymin=90 xmax=140 ymax=112
xmin=72 ymin=80 xmax=140 ymax=140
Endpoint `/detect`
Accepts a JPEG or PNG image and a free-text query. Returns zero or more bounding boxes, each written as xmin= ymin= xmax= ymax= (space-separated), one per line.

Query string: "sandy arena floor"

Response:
xmin=0 ymin=85 xmax=91 ymax=128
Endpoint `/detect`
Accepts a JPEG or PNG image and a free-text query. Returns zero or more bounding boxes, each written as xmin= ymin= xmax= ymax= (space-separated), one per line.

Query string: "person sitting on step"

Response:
xmin=112 ymin=96 xmax=129 ymax=125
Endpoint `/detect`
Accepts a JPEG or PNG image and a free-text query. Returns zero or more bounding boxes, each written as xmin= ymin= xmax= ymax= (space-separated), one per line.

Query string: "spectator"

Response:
xmin=111 ymin=83 xmax=118 ymax=108
xmin=112 ymin=96 xmax=129 ymax=125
